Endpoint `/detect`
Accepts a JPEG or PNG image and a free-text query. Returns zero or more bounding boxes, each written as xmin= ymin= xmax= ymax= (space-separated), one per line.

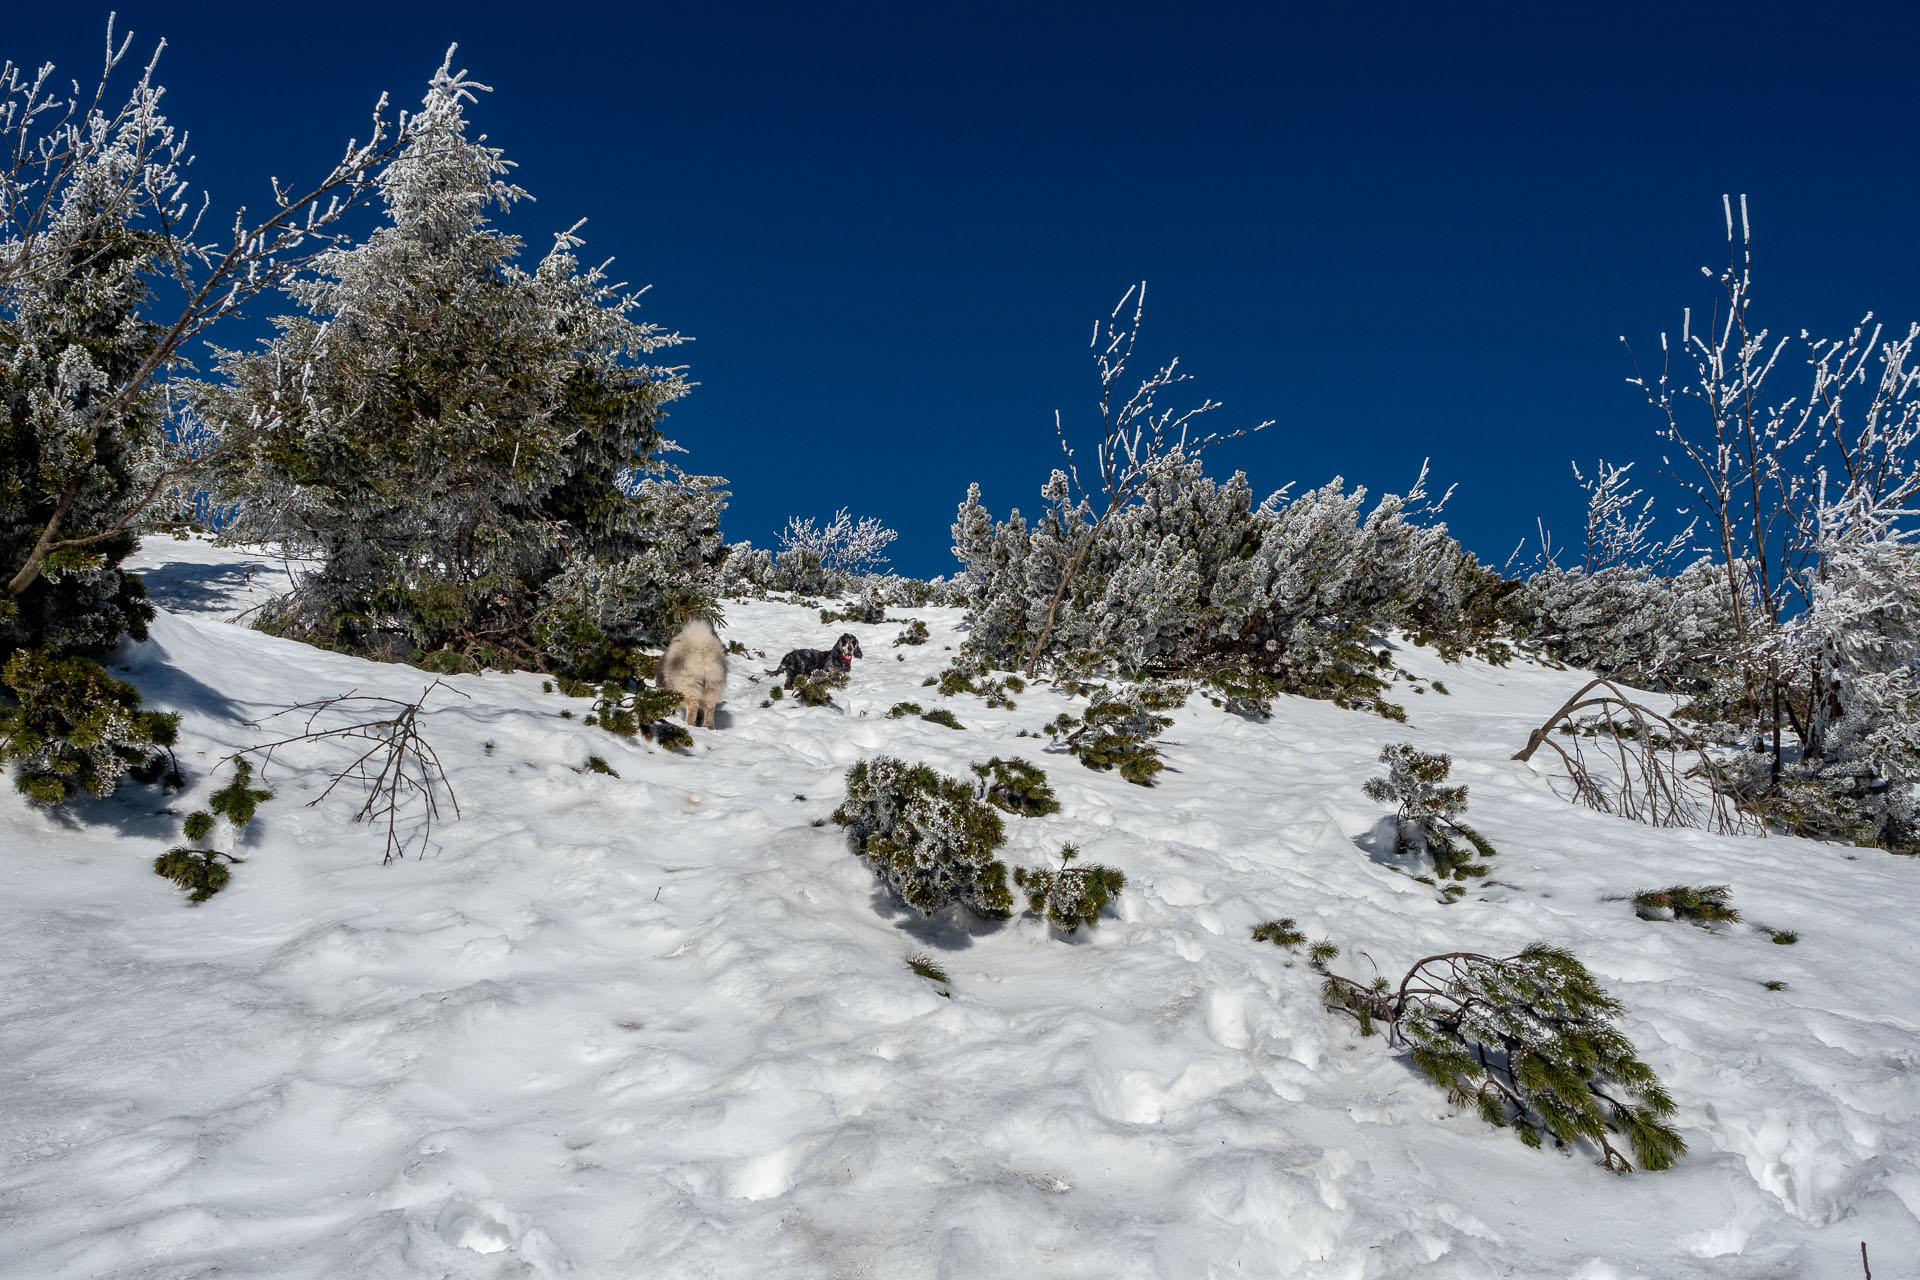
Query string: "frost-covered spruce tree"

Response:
xmin=0 ymin=73 xmax=180 ymax=806
xmin=0 ymin=93 xmax=164 ymax=660
xmin=199 ymin=53 xmax=709 ymax=671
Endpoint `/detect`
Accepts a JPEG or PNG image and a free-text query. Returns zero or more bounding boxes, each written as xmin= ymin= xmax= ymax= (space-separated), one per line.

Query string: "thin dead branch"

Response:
xmin=1514 ymin=677 xmax=1760 ymax=835
xmin=241 ymin=681 xmax=464 ymax=864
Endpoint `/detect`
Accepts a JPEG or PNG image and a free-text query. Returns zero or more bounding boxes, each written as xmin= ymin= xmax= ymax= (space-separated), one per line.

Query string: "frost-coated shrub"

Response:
xmin=970 ymin=756 xmax=1061 ymax=817
xmin=1514 ymin=560 xmax=1735 ymax=693
xmin=950 ymin=460 xmax=1482 ymax=716
xmin=1325 ymin=945 xmax=1685 ymax=1171
xmin=0 ymin=650 xmax=179 ymax=804
xmin=1014 ymin=844 xmax=1125 ymax=933
xmin=834 ymin=757 xmax=1013 ymax=917
xmin=1363 ymin=743 xmax=1495 ymax=881
xmin=1045 ymin=683 xmax=1181 ymax=786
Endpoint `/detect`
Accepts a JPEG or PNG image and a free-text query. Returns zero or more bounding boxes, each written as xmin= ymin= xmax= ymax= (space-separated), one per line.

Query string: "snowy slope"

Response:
xmin=2 ymin=536 xmax=1917 ymax=1279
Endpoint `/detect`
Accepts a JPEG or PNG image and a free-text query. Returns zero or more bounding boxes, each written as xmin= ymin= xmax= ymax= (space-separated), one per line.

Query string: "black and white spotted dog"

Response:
xmin=767 ymin=633 xmax=863 ymax=688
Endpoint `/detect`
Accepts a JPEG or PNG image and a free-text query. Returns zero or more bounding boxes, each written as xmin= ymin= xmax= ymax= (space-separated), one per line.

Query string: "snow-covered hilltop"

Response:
xmin=2 ymin=536 xmax=1915 ymax=1278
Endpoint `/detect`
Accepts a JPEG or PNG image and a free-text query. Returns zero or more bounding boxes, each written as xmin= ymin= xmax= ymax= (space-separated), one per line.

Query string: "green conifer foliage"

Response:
xmin=969 ymin=756 xmax=1061 ymax=817
xmin=1251 ymin=918 xmax=1307 ymax=949
xmin=919 ymin=707 xmax=964 ymax=729
xmin=1632 ymin=884 xmax=1740 ymax=924
xmin=892 ymin=620 xmax=930 ymax=646
xmin=834 ymin=756 xmax=1012 ymax=918
xmin=793 ymin=668 xmax=848 ymax=707
xmin=1013 ymin=844 xmax=1125 ymax=933
xmin=208 ymin=757 xmax=273 ymax=826
xmin=0 ymin=650 xmax=177 ymax=803
xmin=153 ymin=848 xmax=237 ymax=904
xmin=1325 ymin=945 xmax=1686 ymax=1172
xmin=154 ymin=757 xmax=271 ymax=903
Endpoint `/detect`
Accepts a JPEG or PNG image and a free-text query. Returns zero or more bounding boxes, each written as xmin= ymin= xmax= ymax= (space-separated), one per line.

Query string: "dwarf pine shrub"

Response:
xmin=793 ymin=667 xmax=849 ymax=707
xmin=1632 ymin=884 xmax=1739 ymax=924
xmin=1013 ymin=844 xmax=1125 ymax=933
xmin=209 ymin=757 xmax=273 ymax=826
xmin=834 ymin=756 xmax=1012 ymax=918
xmin=0 ymin=650 xmax=180 ymax=804
xmin=1045 ymin=684 xmax=1180 ymax=786
xmin=970 ymin=756 xmax=1060 ymax=817
xmin=920 ymin=707 xmax=964 ymax=730
xmin=893 ymin=620 xmax=930 ymax=646
xmin=589 ymin=682 xmax=690 ymax=749
xmin=1251 ymin=918 xmax=1307 ymax=949
xmin=905 ymin=952 xmax=950 ymax=985
xmin=1324 ymin=944 xmax=1685 ymax=1172
xmin=153 ymin=848 xmax=238 ymax=903
xmin=1363 ymin=743 xmax=1495 ymax=881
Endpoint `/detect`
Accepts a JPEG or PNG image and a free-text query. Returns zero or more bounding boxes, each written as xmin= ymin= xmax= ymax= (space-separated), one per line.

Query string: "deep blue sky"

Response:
xmin=12 ymin=3 xmax=1920 ymax=577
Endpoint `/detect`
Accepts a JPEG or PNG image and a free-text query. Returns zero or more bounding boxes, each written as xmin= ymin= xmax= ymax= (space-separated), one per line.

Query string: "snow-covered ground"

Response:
xmin=3 ymin=536 xmax=1917 ymax=1278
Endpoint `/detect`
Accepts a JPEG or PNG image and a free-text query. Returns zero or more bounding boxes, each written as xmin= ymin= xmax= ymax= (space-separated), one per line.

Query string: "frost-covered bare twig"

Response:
xmin=1623 ymin=195 xmax=1920 ymax=783
xmin=1571 ymin=459 xmax=1694 ymax=574
xmin=1024 ymin=283 xmax=1273 ymax=676
xmin=778 ymin=508 xmax=899 ymax=577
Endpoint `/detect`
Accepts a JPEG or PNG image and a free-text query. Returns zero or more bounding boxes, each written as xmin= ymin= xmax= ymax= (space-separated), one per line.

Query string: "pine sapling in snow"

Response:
xmin=1631 ymin=884 xmax=1740 ymax=925
xmin=1014 ymin=843 xmax=1126 ymax=934
xmin=1364 ymin=743 xmax=1496 ymax=882
xmin=793 ymin=667 xmax=849 ymax=708
xmin=1045 ymin=683 xmax=1182 ymax=786
xmin=589 ymin=681 xmax=691 ymax=750
xmin=154 ymin=758 xmax=274 ymax=904
xmin=1251 ymin=918 xmax=1308 ymax=949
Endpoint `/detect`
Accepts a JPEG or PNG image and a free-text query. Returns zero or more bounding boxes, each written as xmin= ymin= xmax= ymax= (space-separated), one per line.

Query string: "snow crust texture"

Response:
xmin=2 ymin=537 xmax=1917 ymax=1278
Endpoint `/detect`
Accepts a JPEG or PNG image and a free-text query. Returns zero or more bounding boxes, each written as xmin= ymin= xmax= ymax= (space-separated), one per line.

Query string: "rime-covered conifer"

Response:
xmin=198 ymin=53 xmax=714 ymax=671
xmin=0 ymin=85 xmax=165 ymax=659
xmin=834 ymin=757 xmax=1013 ymax=918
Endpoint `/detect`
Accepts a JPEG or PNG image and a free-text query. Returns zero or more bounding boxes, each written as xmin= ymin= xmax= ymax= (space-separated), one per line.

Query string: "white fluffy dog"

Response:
xmin=657 ymin=619 xmax=729 ymax=729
